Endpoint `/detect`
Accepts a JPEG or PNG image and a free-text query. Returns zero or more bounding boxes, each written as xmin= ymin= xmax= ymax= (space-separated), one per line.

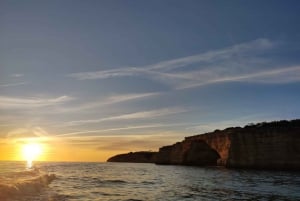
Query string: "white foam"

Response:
xmin=0 ymin=168 xmax=56 ymax=201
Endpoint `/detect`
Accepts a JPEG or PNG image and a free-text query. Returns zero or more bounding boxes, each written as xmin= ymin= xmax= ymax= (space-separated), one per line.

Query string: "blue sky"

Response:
xmin=1 ymin=1 xmax=300 ymax=159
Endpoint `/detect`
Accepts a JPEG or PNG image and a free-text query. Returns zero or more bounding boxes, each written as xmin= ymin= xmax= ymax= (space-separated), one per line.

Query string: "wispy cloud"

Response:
xmin=68 ymin=38 xmax=274 ymax=80
xmin=55 ymin=124 xmax=166 ymax=137
xmin=66 ymin=107 xmax=187 ymax=126
xmin=0 ymin=82 xmax=27 ymax=87
xmin=96 ymin=139 xmax=161 ymax=151
xmin=177 ymin=65 xmax=300 ymax=89
xmin=68 ymin=68 xmax=141 ymax=80
xmin=0 ymin=95 xmax=73 ymax=109
xmin=95 ymin=137 xmax=173 ymax=151
xmin=55 ymin=122 xmax=195 ymax=137
xmin=52 ymin=92 xmax=160 ymax=113
xmin=6 ymin=127 xmax=49 ymax=139
xmin=11 ymin=74 xmax=24 ymax=78
xmin=105 ymin=92 xmax=159 ymax=104
xmin=144 ymin=38 xmax=274 ymax=71
xmin=51 ymin=133 xmax=185 ymax=151
xmin=68 ymin=38 xmax=300 ymax=89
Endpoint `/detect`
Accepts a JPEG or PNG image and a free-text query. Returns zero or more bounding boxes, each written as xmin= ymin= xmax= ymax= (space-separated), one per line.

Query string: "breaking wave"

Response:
xmin=0 ymin=168 xmax=56 ymax=201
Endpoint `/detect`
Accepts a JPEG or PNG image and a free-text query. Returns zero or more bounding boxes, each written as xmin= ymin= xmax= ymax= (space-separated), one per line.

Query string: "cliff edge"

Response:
xmin=156 ymin=120 xmax=300 ymax=170
xmin=107 ymin=119 xmax=300 ymax=170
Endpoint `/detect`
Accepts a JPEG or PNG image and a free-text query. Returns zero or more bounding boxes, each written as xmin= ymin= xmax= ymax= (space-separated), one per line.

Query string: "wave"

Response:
xmin=104 ymin=179 xmax=127 ymax=184
xmin=90 ymin=177 xmax=128 ymax=184
xmin=0 ymin=168 xmax=56 ymax=201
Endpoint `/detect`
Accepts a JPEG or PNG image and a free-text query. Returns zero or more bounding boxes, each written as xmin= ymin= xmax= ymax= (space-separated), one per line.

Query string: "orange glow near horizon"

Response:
xmin=0 ymin=134 xmax=169 ymax=162
xmin=0 ymin=139 xmax=117 ymax=162
xmin=0 ymin=139 xmax=161 ymax=162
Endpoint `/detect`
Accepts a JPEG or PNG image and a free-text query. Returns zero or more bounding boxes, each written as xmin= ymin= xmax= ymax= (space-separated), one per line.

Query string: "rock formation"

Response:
xmin=107 ymin=151 xmax=157 ymax=163
xmin=155 ymin=140 xmax=220 ymax=166
xmin=107 ymin=119 xmax=300 ymax=170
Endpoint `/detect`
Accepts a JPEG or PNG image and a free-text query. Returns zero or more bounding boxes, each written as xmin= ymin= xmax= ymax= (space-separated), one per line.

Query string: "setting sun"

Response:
xmin=22 ymin=143 xmax=42 ymax=168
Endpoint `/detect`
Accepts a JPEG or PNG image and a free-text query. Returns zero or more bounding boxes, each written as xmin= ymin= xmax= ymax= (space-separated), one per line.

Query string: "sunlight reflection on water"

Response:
xmin=1 ymin=162 xmax=300 ymax=201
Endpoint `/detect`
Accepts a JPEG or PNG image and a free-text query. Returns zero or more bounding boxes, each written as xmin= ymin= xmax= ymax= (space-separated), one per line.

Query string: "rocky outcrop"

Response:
xmin=107 ymin=151 xmax=157 ymax=163
xmin=156 ymin=120 xmax=300 ymax=170
xmin=155 ymin=140 xmax=220 ymax=166
xmin=107 ymin=120 xmax=300 ymax=170
xmin=226 ymin=124 xmax=300 ymax=170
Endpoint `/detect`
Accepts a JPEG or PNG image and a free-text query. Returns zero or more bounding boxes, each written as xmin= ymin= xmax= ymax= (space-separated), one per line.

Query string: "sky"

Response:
xmin=1 ymin=0 xmax=300 ymax=162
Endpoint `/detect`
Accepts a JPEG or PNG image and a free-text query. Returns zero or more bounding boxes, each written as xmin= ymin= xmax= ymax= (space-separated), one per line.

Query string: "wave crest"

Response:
xmin=0 ymin=169 xmax=56 ymax=201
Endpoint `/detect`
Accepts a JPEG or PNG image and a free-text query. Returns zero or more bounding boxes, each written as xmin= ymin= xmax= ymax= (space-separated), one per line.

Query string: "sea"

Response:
xmin=0 ymin=161 xmax=299 ymax=201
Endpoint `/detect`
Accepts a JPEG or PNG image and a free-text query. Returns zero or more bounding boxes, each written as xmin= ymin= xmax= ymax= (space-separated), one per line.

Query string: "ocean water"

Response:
xmin=0 ymin=161 xmax=299 ymax=201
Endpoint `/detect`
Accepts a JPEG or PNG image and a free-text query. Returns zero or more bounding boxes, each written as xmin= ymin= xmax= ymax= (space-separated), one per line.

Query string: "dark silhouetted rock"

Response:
xmin=156 ymin=119 xmax=300 ymax=170
xmin=107 ymin=151 xmax=157 ymax=163
xmin=107 ymin=119 xmax=300 ymax=170
xmin=155 ymin=140 xmax=220 ymax=166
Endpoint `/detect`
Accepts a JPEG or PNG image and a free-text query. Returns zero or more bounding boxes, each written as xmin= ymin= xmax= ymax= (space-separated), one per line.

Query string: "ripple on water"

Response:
xmin=1 ymin=162 xmax=300 ymax=201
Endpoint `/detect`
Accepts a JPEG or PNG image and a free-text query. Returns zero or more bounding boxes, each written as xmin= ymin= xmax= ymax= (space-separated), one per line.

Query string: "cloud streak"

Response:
xmin=0 ymin=82 xmax=27 ymax=87
xmin=66 ymin=107 xmax=187 ymax=126
xmin=105 ymin=92 xmax=159 ymax=104
xmin=6 ymin=127 xmax=49 ymax=139
xmin=68 ymin=38 xmax=300 ymax=90
xmin=0 ymin=95 xmax=73 ymax=109
xmin=51 ymin=134 xmax=185 ymax=152
xmin=11 ymin=74 xmax=24 ymax=77
xmin=55 ymin=124 xmax=166 ymax=137
xmin=177 ymin=65 xmax=300 ymax=89
xmin=68 ymin=38 xmax=274 ymax=80
xmin=144 ymin=38 xmax=274 ymax=71
xmin=50 ymin=92 xmax=160 ymax=114
xmin=55 ymin=122 xmax=196 ymax=137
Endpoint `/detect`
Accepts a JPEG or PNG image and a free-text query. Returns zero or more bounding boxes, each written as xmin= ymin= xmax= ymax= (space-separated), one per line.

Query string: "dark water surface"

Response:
xmin=1 ymin=161 xmax=299 ymax=201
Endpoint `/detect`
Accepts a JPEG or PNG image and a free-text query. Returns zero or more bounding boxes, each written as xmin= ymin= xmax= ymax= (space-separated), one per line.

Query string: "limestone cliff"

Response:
xmin=156 ymin=120 xmax=300 ymax=170
xmin=107 ymin=151 xmax=157 ymax=163
xmin=155 ymin=140 xmax=220 ymax=166
xmin=107 ymin=120 xmax=300 ymax=170
xmin=227 ymin=123 xmax=300 ymax=170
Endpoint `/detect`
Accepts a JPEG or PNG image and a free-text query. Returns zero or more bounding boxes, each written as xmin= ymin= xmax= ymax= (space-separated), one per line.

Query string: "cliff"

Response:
xmin=156 ymin=120 xmax=300 ymax=170
xmin=107 ymin=151 xmax=157 ymax=163
xmin=155 ymin=140 xmax=220 ymax=166
xmin=107 ymin=119 xmax=300 ymax=170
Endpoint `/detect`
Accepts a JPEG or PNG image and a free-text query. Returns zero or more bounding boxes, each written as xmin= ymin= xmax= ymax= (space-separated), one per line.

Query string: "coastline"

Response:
xmin=107 ymin=119 xmax=300 ymax=171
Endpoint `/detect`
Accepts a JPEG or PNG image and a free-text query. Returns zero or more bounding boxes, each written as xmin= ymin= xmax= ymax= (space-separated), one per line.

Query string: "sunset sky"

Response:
xmin=1 ymin=1 xmax=300 ymax=162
